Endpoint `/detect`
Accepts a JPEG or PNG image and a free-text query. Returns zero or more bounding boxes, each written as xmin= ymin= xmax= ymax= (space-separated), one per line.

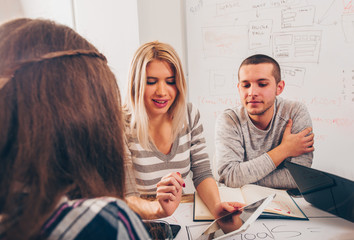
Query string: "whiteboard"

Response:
xmin=185 ymin=0 xmax=354 ymax=181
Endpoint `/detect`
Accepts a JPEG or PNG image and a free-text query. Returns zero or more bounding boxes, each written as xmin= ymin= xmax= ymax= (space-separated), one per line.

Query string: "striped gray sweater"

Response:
xmin=125 ymin=103 xmax=213 ymax=196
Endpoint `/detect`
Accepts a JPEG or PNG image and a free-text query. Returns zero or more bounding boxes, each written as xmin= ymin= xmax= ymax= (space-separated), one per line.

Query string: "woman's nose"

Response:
xmin=155 ymin=82 xmax=167 ymax=96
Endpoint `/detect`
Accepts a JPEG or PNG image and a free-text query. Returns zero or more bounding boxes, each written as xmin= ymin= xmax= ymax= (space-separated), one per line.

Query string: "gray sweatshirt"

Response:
xmin=215 ymin=97 xmax=313 ymax=189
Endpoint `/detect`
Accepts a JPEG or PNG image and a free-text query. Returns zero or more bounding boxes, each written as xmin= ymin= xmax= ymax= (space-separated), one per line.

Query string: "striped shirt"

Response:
xmin=125 ymin=103 xmax=213 ymax=195
xmin=41 ymin=197 xmax=151 ymax=240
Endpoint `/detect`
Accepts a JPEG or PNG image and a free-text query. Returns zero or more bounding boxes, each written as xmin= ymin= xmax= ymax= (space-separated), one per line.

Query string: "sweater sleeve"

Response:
xmin=259 ymin=103 xmax=313 ymax=189
xmin=286 ymin=101 xmax=313 ymax=167
xmin=124 ymin=140 xmax=140 ymax=197
xmin=188 ymin=103 xmax=214 ymax=188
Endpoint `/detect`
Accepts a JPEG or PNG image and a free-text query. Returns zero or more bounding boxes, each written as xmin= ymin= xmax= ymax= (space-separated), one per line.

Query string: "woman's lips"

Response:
xmin=153 ymin=99 xmax=168 ymax=108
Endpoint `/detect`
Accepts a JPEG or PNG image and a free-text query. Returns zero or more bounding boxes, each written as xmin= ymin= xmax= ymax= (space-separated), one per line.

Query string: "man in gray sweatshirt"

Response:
xmin=215 ymin=54 xmax=314 ymax=189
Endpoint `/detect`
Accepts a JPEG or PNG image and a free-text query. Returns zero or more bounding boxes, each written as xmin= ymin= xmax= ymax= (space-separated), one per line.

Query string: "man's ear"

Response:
xmin=276 ymin=80 xmax=285 ymax=95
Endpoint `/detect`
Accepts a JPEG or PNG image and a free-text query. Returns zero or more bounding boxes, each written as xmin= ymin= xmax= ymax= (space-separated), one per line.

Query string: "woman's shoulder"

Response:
xmin=42 ymin=197 xmax=149 ymax=240
xmin=186 ymin=102 xmax=200 ymax=116
xmin=122 ymin=109 xmax=134 ymax=136
xmin=185 ymin=102 xmax=201 ymax=126
xmin=123 ymin=108 xmax=132 ymax=126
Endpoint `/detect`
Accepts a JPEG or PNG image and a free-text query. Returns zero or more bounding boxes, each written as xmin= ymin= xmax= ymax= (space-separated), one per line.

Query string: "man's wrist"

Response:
xmin=268 ymin=144 xmax=289 ymax=166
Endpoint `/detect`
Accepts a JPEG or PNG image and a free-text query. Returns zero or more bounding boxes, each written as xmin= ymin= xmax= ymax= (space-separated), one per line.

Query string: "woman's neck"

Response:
xmin=148 ymin=113 xmax=170 ymax=128
xmin=148 ymin=114 xmax=174 ymax=154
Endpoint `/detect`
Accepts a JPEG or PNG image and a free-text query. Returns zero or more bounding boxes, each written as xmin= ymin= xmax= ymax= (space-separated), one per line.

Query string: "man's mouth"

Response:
xmin=247 ymin=100 xmax=261 ymax=104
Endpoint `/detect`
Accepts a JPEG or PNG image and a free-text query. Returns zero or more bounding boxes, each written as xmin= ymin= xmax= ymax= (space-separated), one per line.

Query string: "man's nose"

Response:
xmin=248 ymin=85 xmax=258 ymax=96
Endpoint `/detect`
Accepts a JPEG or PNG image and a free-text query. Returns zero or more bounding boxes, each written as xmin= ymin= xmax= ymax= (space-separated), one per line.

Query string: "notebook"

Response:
xmin=194 ymin=184 xmax=307 ymax=221
xmin=197 ymin=194 xmax=276 ymax=240
xmin=285 ymin=161 xmax=354 ymax=222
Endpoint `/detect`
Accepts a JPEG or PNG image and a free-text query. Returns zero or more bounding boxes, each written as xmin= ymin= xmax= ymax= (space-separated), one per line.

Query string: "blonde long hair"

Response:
xmin=125 ymin=41 xmax=187 ymax=149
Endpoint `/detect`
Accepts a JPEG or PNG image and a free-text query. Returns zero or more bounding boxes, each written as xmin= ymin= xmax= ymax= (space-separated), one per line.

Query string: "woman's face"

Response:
xmin=144 ymin=59 xmax=178 ymax=118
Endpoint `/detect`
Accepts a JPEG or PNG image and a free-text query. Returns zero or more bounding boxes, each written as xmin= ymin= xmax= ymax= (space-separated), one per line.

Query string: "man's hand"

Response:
xmin=268 ymin=119 xmax=314 ymax=167
xmin=281 ymin=119 xmax=315 ymax=157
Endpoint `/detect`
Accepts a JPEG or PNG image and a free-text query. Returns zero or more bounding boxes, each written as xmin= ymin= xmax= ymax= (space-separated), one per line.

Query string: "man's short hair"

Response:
xmin=238 ymin=54 xmax=281 ymax=83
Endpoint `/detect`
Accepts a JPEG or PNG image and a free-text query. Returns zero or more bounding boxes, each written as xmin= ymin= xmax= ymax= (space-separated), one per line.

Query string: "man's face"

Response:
xmin=238 ymin=63 xmax=284 ymax=119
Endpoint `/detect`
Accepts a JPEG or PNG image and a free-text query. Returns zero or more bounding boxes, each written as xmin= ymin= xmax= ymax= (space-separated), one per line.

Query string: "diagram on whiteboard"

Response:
xmin=186 ymin=0 xmax=354 ymax=180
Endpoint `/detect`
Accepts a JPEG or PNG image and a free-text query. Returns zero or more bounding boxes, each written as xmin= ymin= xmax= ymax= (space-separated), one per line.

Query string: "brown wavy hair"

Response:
xmin=0 ymin=18 xmax=125 ymax=239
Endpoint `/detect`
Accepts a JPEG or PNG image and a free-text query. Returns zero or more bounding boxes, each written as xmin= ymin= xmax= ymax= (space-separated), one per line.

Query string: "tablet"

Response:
xmin=143 ymin=220 xmax=181 ymax=239
xmin=199 ymin=193 xmax=276 ymax=240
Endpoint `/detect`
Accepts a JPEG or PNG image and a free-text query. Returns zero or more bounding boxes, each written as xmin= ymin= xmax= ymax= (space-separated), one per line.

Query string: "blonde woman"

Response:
xmin=124 ymin=41 xmax=243 ymax=219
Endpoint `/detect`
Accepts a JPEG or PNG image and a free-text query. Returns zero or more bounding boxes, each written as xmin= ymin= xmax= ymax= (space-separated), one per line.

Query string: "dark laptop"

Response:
xmin=285 ymin=161 xmax=354 ymax=222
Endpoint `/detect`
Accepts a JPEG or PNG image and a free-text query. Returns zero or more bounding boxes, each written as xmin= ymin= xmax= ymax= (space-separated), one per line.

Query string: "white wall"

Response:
xmin=0 ymin=0 xmax=23 ymax=23
xmin=19 ymin=0 xmax=74 ymax=27
xmin=73 ymin=0 xmax=140 ymax=97
xmin=0 ymin=0 xmax=184 ymax=99
xmin=137 ymin=0 xmax=187 ymax=73
xmin=0 ymin=0 xmax=140 ymax=99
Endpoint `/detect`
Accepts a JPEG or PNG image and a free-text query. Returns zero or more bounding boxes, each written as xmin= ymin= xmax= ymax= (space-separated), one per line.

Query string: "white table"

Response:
xmin=161 ymin=197 xmax=354 ymax=240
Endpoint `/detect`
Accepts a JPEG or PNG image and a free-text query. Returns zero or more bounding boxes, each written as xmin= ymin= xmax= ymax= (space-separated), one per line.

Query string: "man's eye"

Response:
xmin=241 ymin=84 xmax=250 ymax=88
xmin=259 ymin=83 xmax=268 ymax=87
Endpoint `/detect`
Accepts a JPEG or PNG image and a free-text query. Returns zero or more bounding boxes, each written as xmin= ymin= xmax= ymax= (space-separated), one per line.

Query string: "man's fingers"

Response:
xmin=302 ymin=132 xmax=314 ymax=142
xmin=304 ymin=145 xmax=315 ymax=153
xmin=299 ymin=127 xmax=313 ymax=137
xmin=305 ymin=139 xmax=315 ymax=147
xmin=283 ymin=119 xmax=293 ymax=135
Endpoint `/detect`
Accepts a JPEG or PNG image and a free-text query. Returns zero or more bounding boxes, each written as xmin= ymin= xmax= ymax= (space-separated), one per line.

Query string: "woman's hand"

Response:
xmin=213 ymin=202 xmax=245 ymax=234
xmin=156 ymin=172 xmax=185 ymax=217
xmin=216 ymin=207 xmax=244 ymax=234
xmin=213 ymin=202 xmax=245 ymax=219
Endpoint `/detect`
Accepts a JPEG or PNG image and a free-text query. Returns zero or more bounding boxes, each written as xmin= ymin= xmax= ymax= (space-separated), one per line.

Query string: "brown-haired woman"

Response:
xmin=0 ymin=18 xmax=150 ymax=240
